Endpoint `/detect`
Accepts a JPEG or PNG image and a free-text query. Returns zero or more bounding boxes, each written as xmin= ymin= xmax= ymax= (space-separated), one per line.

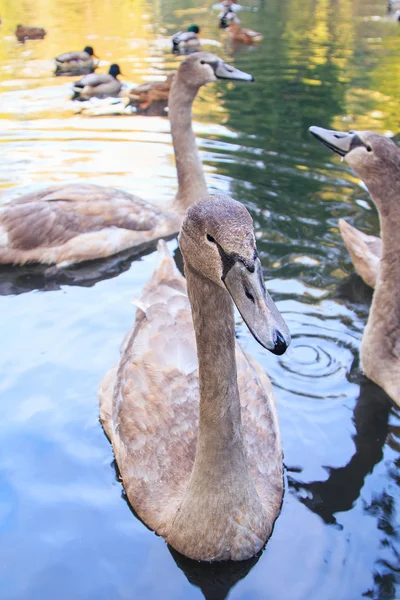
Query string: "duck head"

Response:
xmin=109 ymin=64 xmax=121 ymax=78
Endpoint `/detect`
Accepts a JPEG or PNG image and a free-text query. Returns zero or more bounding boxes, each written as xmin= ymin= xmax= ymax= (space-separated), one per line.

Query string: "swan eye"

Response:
xmin=366 ymin=145 xmax=372 ymax=152
xmin=200 ymin=60 xmax=205 ymax=64
xmin=206 ymin=234 xmax=216 ymax=243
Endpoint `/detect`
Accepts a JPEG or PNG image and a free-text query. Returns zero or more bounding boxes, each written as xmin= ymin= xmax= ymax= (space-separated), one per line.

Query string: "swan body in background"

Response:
xmin=310 ymin=126 xmax=400 ymax=407
xmin=72 ymin=64 xmax=122 ymax=100
xmin=0 ymin=53 xmax=253 ymax=267
xmin=338 ymin=218 xmax=381 ymax=289
xmin=99 ymin=194 xmax=291 ymax=561
xmin=55 ymin=46 xmax=98 ymax=76
xmin=15 ymin=24 xmax=46 ymax=42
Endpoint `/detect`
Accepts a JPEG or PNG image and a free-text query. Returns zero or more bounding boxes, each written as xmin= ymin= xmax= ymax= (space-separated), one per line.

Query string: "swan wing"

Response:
xmin=0 ymin=184 xmax=179 ymax=265
xmin=99 ymin=240 xmax=199 ymax=535
xmin=339 ymin=218 xmax=381 ymax=288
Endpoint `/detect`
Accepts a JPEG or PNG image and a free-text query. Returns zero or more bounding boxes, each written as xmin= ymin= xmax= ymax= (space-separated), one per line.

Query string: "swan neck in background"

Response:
xmin=169 ymin=75 xmax=208 ymax=215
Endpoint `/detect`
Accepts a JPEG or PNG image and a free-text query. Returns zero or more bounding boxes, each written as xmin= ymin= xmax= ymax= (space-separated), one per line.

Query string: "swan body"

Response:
xmin=127 ymin=73 xmax=174 ymax=110
xmin=55 ymin=46 xmax=98 ymax=76
xmin=15 ymin=24 xmax=46 ymax=42
xmin=310 ymin=126 xmax=400 ymax=406
xmin=99 ymin=194 xmax=290 ymax=561
xmin=338 ymin=218 xmax=381 ymax=288
xmin=0 ymin=53 xmax=253 ymax=267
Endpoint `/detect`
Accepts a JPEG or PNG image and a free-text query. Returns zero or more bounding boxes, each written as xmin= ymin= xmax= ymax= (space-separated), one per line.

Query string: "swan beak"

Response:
xmin=214 ymin=61 xmax=254 ymax=82
xmin=309 ymin=126 xmax=358 ymax=157
xmin=223 ymin=258 xmax=291 ymax=355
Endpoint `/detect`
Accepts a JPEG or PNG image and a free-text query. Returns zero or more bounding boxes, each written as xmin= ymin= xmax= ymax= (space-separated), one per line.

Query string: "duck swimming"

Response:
xmin=55 ymin=46 xmax=98 ymax=77
xmin=310 ymin=126 xmax=400 ymax=407
xmin=15 ymin=24 xmax=46 ymax=42
xmin=72 ymin=64 xmax=122 ymax=100
xmin=127 ymin=73 xmax=174 ymax=111
xmin=172 ymin=25 xmax=201 ymax=53
xmin=99 ymin=194 xmax=291 ymax=561
xmin=0 ymin=54 xmax=253 ymax=268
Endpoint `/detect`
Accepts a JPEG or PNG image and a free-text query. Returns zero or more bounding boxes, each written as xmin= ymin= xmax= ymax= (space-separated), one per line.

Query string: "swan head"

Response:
xmin=179 ymin=194 xmax=291 ymax=355
xmin=83 ymin=46 xmax=95 ymax=56
xmin=109 ymin=63 xmax=121 ymax=78
xmin=177 ymin=52 xmax=254 ymax=88
xmin=309 ymin=126 xmax=400 ymax=206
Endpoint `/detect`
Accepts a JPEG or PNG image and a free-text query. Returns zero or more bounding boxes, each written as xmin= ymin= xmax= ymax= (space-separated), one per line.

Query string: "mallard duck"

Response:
xmin=127 ymin=73 xmax=174 ymax=110
xmin=310 ymin=126 xmax=400 ymax=407
xmin=227 ymin=21 xmax=263 ymax=44
xmin=219 ymin=7 xmax=240 ymax=28
xmin=72 ymin=64 xmax=122 ymax=100
xmin=15 ymin=24 xmax=46 ymax=42
xmin=99 ymin=194 xmax=291 ymax=561
xmin=172 ymin=25 xmax=201 ymax=53
xmin=55 ymin=46 xmax=98 ymax=77
xmin=0 ymin=53 xmax=253 ymax=268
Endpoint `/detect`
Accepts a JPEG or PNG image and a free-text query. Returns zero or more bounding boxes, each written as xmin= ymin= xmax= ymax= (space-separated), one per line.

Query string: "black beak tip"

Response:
xmin=272 ymin=330 xmax=288 ymax=356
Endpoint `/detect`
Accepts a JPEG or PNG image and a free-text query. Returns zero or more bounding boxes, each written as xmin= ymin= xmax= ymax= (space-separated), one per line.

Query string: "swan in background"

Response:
xmin=99 ymin=194 xmax=290 ymax=561
xmin=72 ymin=64 xmax=122 ymax=100
xmin=310 ymin=126 xmax=400 ymax=407
xmin=55 ymin=46 xmax=98 ymax=76
xmin=0 ymin=53 xmax=253 ymax=268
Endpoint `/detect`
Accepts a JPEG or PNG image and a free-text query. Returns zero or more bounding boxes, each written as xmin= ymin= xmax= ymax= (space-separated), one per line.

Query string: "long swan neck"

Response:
xmin=184 ymin=264 xmax=250 ymax=479
xmin=169 ymin=75 xmax=208 ymax=215
xmin=372 ymin=187 xmax=400 ymax=309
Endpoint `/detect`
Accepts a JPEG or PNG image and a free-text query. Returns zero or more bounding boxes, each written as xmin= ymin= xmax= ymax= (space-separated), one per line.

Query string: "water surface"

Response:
xmin=0 ymin=1 xmax=399 ymax=599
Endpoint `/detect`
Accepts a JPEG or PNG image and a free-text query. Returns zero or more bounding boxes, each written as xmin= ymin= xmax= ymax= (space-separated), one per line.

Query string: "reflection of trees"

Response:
xmin=288 ymin=375 xmax=400 ymax=600
xmin=288 ymin=377 xmax=391 ymax=524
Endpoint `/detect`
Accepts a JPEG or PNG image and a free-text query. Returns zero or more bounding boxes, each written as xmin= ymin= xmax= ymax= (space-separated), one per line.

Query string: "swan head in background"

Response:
xmin=179 ymin=194 xmax=290 ymax=355
xmin=309 ymin=126 xmax=400 ymax=208
xmin=177 ymin=51 xmax=254 ymax=88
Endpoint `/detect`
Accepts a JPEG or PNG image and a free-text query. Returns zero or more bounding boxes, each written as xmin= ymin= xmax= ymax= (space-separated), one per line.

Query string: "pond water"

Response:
xmin=0 ymin=0 xmax=399 ymax=599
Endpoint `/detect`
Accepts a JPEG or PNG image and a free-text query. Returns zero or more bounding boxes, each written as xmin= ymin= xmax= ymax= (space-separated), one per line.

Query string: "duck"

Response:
xmin=127 ymin=73 xmax=174 ymax=111
xmin=172 ymin=25 xmax=201 ymax=53
xmin=309 ymin=126 xmax=400 ymax=407
xmin=72 ymin=64 xmax=122 ymax=100
xmin=15 ymin=24 xmax=46 ymax=42
xmin=226 ymin=20 xmax=263 ymax=44
xmin=99 ymin=194 xmax=291 ymax=561
xmin=0 ymin=53 xmax=253 ymax=268
xmin=55 ymin=46 xmax=98 ymax=77
xmin=219 ymin=6 xmax=240 ymax=28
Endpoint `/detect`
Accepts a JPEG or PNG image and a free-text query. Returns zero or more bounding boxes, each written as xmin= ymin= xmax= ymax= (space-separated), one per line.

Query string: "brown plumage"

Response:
xmin=15 ymin=24 xmax=46 ymax=42
xmin=99 ymin=194 xmax=290 ymax=561
xmin=0 ymin=53 xmax=253 ymax=268
xmin=338 ymin=218 xmax=381 ymax=288
xmin=227 ymin=22 xmax=263 ymax=44
xmin=127 ymin=73 xmax=174 ymax=110
xmin=310 ymin=126 xmax=400 ymax=407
